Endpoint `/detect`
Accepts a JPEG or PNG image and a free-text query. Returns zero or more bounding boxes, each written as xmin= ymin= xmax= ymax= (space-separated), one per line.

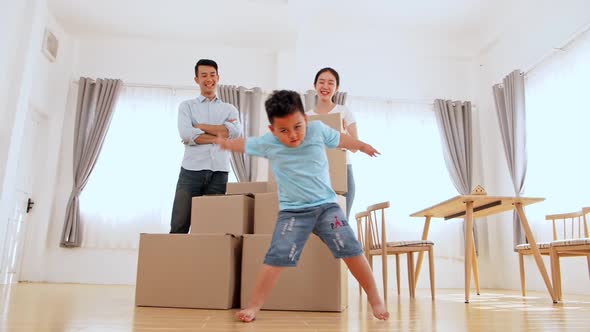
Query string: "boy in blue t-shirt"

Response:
xmin=217 ymin=90 xmax=389 ymax=322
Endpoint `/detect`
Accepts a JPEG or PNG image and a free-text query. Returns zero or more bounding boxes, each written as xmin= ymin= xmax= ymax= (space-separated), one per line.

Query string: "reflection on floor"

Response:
xmin=1 ymin=283 xmax=589 ymax=331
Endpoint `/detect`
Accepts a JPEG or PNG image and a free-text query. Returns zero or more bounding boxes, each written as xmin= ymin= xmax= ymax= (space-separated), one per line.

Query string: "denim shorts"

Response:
xmin=264 ymin=202 xmax=364 ymax=267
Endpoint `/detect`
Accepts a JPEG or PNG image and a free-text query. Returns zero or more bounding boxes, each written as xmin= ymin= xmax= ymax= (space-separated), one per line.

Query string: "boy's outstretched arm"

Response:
xmin=338 ymin=133 xmax=380 ymax=157
xmin=216 ymin=137 xmax=246 ymax=153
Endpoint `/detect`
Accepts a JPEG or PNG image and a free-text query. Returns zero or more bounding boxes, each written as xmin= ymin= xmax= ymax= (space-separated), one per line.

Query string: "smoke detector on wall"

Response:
xmin=42 ymin=29 xmax=58 ymax=62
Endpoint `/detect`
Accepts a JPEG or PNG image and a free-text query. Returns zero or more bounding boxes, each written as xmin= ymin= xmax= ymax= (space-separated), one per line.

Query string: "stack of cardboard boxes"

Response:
xmin=135 ymin=113 xmax=349 ymax=312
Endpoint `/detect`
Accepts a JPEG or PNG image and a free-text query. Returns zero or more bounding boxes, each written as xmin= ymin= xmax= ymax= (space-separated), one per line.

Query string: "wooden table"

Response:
xmin=410 ymin=195 xmax=557 ymax=303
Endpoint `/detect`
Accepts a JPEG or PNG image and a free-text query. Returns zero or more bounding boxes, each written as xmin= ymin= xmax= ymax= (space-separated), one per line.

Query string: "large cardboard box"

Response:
xmin=227 ymin=181 xmax=277 ymax=195
xmin=190 ymin=194 xmax=254 ymax=235
xmin=241 ymin=234 xmax=348 ymax=311
xmin=255 ymin=194 xmax=347 ymax=234
xmin=253 ymin=192 xmax=280 ymax=234
xmin=135 ymin=233 xmax=241 ymax=309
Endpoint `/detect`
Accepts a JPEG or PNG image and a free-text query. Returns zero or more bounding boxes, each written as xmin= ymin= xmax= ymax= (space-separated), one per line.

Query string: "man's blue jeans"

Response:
xmin=170 ymin=168 xmax=228 ymax=233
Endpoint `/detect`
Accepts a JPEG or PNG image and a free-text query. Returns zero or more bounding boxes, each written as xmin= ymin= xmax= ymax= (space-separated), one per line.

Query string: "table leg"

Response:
xmin=471 ymin=229 xmax=481 ymax=295
xmin=515 ymin=203 xmax=557 ymax=303
xmin=414 ymin=216 xmax=432 ymax=284
xmin=464 ymin=201 xmax=474 ymax=303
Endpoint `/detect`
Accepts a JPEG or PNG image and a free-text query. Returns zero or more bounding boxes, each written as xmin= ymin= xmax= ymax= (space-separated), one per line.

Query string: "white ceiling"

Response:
xmin=48 ymin=0 xmax=502 ymax=51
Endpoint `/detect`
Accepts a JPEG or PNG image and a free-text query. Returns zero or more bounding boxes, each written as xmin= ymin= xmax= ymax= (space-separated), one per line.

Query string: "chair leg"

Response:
xmin=555 ymin=253 xmax=563 ymax=301
xmin=550 ymin=249 xmax=562 ymax=302
xmin=382 ymin=253 xmax=388 ymax=306
xmin=407 ymin=252 xmax=415 ymax=299
xmin=396 ymin=254 xmax=401 ymax=296
xmin=428 ymin=247 xmax=435 ymax=300
xmin=471 ymin=235 xmax=481 ymax=295
xmin=519 ymin=252 xmax=526 ymax=297
xmin=550 ymin=250 xmax=557 ymax=302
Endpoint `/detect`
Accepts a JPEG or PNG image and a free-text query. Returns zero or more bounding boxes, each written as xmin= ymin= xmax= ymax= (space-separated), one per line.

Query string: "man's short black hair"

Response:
xmin=265 ymin=90 xmax=305 ymax=124
xmin=195 ymin=59 xmax=218 ymax=76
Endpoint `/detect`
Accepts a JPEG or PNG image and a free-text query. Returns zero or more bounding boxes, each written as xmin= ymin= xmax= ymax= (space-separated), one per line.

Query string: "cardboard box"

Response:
xmin=135 ymin=233 xmax=241 ymax=309
xmin=255 ymin=194 xmax=347 ymax=235
xmin=253 ymin=192 xmax=280 ymax=234
xmin=327 ymin=149 xmax=347 ymax=194
xmin=227 ymin=181 xmax=277 ymax=195
xmin=190 ymin=194 xmax=254 ymax=235
xmin=267 ymin=150 xmax=347 ymax=194
xmin=308 ymin=112 xmax=343 ymax=132
xmin=308 ymin=112 xmax=347 ymax=194
xmin=241 ymin=234 xmax=348 ymax=311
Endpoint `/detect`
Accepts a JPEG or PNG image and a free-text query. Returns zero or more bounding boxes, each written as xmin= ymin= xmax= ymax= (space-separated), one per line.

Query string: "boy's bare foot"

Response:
xmin=367 ymin=296 xmax=389 ymax=320
xmin=235 ymin=307 xmax=259 ymax=323
xmin=371 ymin=302 xmax=390 ymax=320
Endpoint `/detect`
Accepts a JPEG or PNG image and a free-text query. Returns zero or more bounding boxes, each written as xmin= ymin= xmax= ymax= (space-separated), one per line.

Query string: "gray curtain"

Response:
xmin=434 ymin=99 xmax=478 ymax=252
xmin=493 ymin=70 xmax=528 ymax=249
xmin=61 ymin=78 xmax=123 ymax=247
xmin=302 ymin=90 xmax=348 ymax=111
xmin=218 ymin=85 xmax=263 ymax=182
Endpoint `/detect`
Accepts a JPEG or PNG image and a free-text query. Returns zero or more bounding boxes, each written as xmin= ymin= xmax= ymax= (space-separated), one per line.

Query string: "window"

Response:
xmin=79 ymin=87 xmax=236 ymax=249
xmin=524 ymin=30 xmax=590 ymax=236
xmin=347 ymin=98 xmax=459 ymax=256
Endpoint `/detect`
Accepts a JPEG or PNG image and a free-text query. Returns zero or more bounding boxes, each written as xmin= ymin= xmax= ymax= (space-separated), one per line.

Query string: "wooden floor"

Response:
xmin=1 ymin=283 xmax=589 ymax=331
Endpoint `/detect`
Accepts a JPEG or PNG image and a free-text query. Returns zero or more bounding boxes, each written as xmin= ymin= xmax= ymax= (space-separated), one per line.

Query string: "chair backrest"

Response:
xmin=355 ymin=211 xmax=370 ymax=252
xmin=583 ymin=207 xmax=590 ymax=238
xmin=366 ymin=201 xmax=391 ymax=251
xmin=546 ymin=210 xmax=587 ymax=240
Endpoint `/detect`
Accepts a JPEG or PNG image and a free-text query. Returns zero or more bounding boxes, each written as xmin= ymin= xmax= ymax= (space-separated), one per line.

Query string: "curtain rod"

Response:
xmin=71 ymin=79 xmax=438 ymax=105
xmin=350 ymin=95 xmax=434 ymax=105
xmin=71 ymin=80 xmax=260 ymax=92
xmin=524 ymin=22 xmax=590 ymax=75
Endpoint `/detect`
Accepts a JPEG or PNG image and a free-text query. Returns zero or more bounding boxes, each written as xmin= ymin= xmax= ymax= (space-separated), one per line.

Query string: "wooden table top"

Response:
xmin=410 ymin=195 xmax=545 ymax=220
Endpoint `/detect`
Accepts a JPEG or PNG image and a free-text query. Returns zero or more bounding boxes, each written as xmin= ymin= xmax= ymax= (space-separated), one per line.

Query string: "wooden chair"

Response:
xmin=357 ymin=201 xmax=435 ymax=304
xmin=517 ymin=210 xmax=586 ymax=296
xmin=355 ymin=210 xmax=376 ymax=297
xmin=549 ymin=208 xmax=590 ymax=301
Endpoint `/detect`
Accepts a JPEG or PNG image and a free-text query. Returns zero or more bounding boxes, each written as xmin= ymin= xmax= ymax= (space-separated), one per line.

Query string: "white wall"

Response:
xmin=73 ymin=37 xmax=278 ymax=90
xmin=0 ymin=0 xmax=54 ymax=282
xmin=0 ymin=0 xmax=36 ymax=271
xmin=18 ymin=12 xmax=77 ymax=283
xmin=282 ymin=20 xmax=478 ymax=101
xmin=474 ymin=0 xmax=590 ymax=295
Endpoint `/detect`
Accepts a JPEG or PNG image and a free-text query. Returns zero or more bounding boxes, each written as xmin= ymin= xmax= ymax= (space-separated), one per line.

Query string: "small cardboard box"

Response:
xmin=327 ymin=149 xmax=347 ymax=194
xmin=190 ymin=194 xmax=254 ymax=235
xmin=308 ymin=112 xmax=347 ymax=194
xmin=241 ymin=234 xmax=348 ymax=311
xmin=255 ymin=194 xmax=347 ymax=234
xmin=135 ymin=233 xmax=241 ymax=309
xmin=308 ymin=112 xmax=343 ymax=132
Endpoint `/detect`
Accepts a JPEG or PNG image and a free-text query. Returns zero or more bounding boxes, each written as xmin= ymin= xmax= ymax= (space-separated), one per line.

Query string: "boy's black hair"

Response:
xmin=313 ymin=67 xmax=340 ymax=86
xmin=265 ymin=90 xmax=305 ymax=124
xmin=194 ymin=59 xmax=218 ymax=76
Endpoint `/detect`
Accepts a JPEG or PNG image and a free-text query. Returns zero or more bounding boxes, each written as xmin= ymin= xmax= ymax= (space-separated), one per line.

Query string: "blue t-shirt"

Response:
xmin=245 ymin=120 xmax=340 ymax=210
